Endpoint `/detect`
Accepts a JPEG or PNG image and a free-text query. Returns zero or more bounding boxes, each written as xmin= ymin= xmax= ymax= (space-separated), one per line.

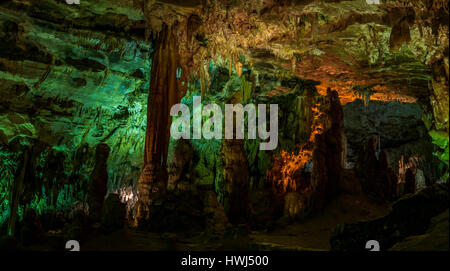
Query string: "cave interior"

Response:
xmin=0 ymin=0 xmax=448 ymax=251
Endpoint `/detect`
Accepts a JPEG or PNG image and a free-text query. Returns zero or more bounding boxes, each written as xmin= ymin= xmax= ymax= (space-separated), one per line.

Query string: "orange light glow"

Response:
xmin=315 ymin=83 xmax=417 ymax=105
xmin=270 ymin=147 xmax=313 ymax=193
xmin=268 ymin=99 xmax=325 ymax=193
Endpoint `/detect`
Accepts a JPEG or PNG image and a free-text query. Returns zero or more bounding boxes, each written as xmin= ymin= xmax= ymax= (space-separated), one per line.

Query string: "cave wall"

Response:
xmin=0 ymin=5 xmax=150 ymax=226
xmin=343 ymin=100 xmax=439 ymax=183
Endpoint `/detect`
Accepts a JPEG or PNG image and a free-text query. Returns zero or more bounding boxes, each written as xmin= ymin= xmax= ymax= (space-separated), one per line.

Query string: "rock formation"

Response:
xmin=218 ymin=138 xmax=251 ymax=225
xmin=135 ymin=23 xmax=181 ymax=224
xmin=0 ymin=0 xmax=447 ymax=252
xmin=87 ymin=143 xmax=110 ymax=222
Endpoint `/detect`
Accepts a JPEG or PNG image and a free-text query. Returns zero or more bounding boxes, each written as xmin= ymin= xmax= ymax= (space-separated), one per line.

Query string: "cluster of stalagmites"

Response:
xmin=0 ymin=143 xmax=127 ymax=249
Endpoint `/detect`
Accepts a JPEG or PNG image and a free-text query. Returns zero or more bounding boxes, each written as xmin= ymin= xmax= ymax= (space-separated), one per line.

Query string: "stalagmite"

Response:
xmin=87 ymin=143 xmax=110 ymax=223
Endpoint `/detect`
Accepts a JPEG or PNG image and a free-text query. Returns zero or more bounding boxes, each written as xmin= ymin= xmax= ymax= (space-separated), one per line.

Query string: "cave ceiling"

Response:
xmin=1 ymin=0 xmax=448 ymax=105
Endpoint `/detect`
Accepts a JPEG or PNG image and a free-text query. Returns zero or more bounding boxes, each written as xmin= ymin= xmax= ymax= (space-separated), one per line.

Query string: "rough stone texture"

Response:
xmin=63 ymin=210 xmax=88 ymax=242
xmin=330 ymin=183 xmax=449 ymax=251
xmin=0 ymin=0 xmax=447 ymax=247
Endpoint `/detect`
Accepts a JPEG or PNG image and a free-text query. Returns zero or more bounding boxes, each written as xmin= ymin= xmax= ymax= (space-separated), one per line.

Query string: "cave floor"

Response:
xmin=61 ymin=193 xmax=389 ymax=251
xmin=249 ymin=193 xmax=390 ymax=251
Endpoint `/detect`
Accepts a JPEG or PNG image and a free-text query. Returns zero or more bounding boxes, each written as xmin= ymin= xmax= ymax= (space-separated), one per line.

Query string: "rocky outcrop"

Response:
xmin=330 ymin=183 xmax=449 ymax=251
xmin=63 ymin=210 xmax=88 ymax=243
xmin=283 ymin=192 xmax=311 ymax=220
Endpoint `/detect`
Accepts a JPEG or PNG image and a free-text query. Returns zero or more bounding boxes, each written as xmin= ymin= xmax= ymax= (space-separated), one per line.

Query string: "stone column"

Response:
xmin=135 ymin=23 xmax=181 ymax=224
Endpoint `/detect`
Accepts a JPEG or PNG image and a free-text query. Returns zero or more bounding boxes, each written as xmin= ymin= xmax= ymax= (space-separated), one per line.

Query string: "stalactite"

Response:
xmin=8 ymin=147 xmax=29 ymax=236
xmin=200 ymin=65 xmax=205 ymax=99
xmin=235 ymin=61 xmax=243 ymax=77
xmin=291 ymin=55 xmax=296 ymax=73
xmin=241 ymin=75 xmax=252 ymax=104
xmin=199 ymin=60 xmax=210 ymax=99
xmin=229 ymin=54 xmax=233 ymax=78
